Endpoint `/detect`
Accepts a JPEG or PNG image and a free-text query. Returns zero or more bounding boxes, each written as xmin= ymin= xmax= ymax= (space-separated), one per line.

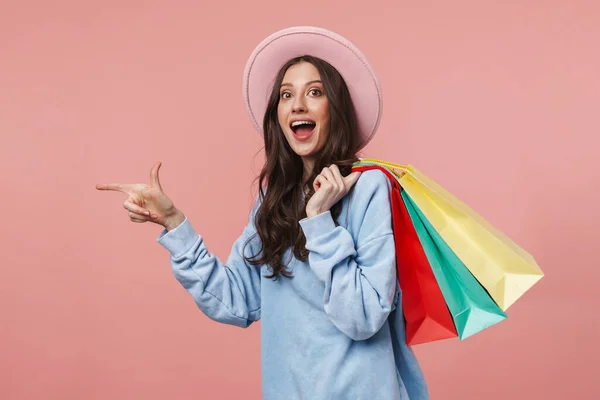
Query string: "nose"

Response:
xmin=292 ymin=96 xmax=307 ymax=113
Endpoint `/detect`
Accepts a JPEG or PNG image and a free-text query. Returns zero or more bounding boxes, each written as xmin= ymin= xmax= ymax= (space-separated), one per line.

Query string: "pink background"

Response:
xmin=1 ymin=0 xmax=598 ymax=399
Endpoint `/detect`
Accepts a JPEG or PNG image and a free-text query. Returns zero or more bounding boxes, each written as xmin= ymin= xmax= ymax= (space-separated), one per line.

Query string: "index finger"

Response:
xmin=327 ymin=164 xmax=344 ymax=187
xmin=95 ymin=182 xmax=132 ymax=193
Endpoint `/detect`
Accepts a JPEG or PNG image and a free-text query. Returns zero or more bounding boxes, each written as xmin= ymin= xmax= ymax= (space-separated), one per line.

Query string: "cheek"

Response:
xmin=320 ymin=106 xmax=331 ymax=131
xmin=277 ymin=107 xmax=286 ymax=128
xmin=278 ymin=100 xmax=291 ymax=117
xmin=319 ymin=101 xmax=330 ymax=121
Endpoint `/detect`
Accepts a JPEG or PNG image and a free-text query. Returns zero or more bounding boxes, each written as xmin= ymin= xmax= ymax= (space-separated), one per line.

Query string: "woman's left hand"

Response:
xmin=305 ymin=164 xmax=361 ymax=218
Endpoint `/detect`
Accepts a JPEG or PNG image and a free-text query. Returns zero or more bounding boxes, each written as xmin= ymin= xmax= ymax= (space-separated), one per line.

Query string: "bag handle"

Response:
xmin=359 ymin=157 xmax=408 ymax=170
xmin=353 ymin=158 xmax=409 ymax=179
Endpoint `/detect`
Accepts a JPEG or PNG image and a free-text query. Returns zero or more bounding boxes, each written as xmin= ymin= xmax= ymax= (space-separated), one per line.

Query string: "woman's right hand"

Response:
xmin=96 ymin=161 xmax=185 ymax=230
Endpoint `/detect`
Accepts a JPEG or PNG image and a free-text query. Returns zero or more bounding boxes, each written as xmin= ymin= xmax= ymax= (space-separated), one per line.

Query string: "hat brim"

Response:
xmin=242 ymin=26 xmax=383 ymax=151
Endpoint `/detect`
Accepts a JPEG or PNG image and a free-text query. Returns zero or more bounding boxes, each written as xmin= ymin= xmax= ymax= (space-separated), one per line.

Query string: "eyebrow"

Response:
xmin=280 ymin=80 xmax=323 ymax=88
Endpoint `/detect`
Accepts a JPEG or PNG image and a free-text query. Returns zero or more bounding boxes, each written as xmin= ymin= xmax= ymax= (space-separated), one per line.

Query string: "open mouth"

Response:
xmin=290 ymin=120 xmax=316 ymax=136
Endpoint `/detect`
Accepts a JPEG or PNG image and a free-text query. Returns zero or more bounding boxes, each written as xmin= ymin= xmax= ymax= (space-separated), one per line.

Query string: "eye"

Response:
xmin=309 ymin=89 xmax=322 ymax=96
xmin=281 ymin=92 xmax=291 ymax=99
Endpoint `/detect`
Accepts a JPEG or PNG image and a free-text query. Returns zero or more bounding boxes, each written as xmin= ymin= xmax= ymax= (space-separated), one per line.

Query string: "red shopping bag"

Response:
xmin=353 ymin=165 xmax=457 ymax=345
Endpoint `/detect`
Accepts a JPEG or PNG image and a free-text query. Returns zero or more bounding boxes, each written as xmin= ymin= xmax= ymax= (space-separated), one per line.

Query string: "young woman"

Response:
xmin=97 ymin=26 xmax=428 ymax=400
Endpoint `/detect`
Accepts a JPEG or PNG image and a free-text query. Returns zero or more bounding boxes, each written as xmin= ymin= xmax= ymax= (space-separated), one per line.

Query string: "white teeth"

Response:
xmin=291 ymin=120 xmax=315 ymax=127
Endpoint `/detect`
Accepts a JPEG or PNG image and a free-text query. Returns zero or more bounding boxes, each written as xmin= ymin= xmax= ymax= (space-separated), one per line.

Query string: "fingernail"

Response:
xmin=144 ymin=211 xmax=150 ymax=215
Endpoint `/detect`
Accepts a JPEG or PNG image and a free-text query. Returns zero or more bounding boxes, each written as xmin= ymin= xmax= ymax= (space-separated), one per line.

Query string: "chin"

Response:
xmin=291 ymin=141 xmax=320 ymax=157
xmin=293 ymin=148 xmax=317 ymax=157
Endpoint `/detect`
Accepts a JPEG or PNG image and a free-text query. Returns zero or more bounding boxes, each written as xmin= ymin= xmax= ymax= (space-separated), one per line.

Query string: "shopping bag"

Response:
xmin=353 ymin=164 xmax=458 ymax=345
xmin=353 ymin=158 xmax=544 ymax=311
xmin=402 ymin=191 xmax=507 ymax=339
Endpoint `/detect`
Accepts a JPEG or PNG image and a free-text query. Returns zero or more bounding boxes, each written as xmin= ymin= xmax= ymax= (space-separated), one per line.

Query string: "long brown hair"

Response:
xmin=244 ymin=55 xmax=361 ymax=280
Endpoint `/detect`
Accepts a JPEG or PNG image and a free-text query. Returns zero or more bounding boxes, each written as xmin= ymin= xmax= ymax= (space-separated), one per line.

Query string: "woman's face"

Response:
xmin=277 ymin=61 xmax=330 ymax=161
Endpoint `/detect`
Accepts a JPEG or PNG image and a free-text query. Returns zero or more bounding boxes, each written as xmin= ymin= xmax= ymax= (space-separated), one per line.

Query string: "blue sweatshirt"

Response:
xmin=156 ymin=169 xmax=429 ymax=399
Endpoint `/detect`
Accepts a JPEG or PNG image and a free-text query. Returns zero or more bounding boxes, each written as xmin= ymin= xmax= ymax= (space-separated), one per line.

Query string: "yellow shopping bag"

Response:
xmin=356 ymin=158 xmax=544 ymax=311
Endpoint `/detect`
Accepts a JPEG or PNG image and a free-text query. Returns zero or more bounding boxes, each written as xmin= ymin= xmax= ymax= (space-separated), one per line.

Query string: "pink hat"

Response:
xmin=242 ymin=26 xmax=383 ymax=151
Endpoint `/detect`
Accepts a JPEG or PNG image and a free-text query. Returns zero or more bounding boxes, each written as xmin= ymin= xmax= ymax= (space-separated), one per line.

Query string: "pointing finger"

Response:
xmin=96 ymin=182 xmax=133 ymax=193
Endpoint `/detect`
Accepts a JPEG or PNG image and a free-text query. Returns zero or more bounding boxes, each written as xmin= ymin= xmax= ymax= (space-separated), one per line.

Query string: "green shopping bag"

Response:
xmin=402 ymin=191 xmax=507 ymax=339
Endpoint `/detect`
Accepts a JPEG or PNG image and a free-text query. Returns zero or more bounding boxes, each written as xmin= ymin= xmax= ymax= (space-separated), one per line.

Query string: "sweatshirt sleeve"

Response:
xmin=156 ymin=195 xmax=263 ymax=328
xmin=299 ymin=170 xmax=396 ymax=341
